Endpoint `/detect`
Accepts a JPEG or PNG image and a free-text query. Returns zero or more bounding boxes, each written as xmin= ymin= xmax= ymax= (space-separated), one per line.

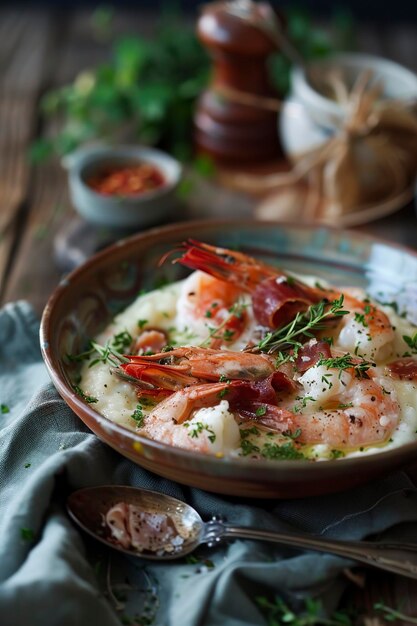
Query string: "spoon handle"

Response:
xmin=202 ymin=520 xmax=417 ymax=580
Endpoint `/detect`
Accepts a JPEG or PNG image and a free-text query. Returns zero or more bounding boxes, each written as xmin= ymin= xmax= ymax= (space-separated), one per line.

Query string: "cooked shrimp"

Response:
xmin=174 ymin=240 xmax=325 ymax=330
xmin=334 ymin=292 xmax=395 ymax=362
xmin=173 ymin=241 xmax=395 ymax=361
xmin=255 ymin=361 xmax=400 ymax=448
xmin=138 ymin=385 xmax=241 ymax=454
xmin=122 ymin=346 xmax=276 ymax=388
xmin=175 ymin=270 xmax=254 ymax=349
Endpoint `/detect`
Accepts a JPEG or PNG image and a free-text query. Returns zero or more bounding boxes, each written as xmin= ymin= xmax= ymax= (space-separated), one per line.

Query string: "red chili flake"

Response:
xmin=88 ymin=162 xmax=166 ymax=197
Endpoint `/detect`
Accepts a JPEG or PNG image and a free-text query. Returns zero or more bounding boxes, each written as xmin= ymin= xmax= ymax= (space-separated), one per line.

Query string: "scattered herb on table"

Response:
xmin=1 ymin=403 xmax=10 ymax=414
xmin=20 ymin=528 xmax=35 ymax=541
xmin=255 ymin=595 xmax=417 ymax=626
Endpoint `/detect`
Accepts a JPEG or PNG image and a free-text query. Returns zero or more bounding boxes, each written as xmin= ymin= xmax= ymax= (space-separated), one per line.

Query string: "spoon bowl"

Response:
xmin=67 ymin=485 xmax=203 ymax=560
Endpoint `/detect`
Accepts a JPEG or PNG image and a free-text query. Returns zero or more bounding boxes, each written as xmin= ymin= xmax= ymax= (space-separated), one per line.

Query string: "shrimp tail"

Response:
xmin=172 ymin=239 xmax=276 ymax=291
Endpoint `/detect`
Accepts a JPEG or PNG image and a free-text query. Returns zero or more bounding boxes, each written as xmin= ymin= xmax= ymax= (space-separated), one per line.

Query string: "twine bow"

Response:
xmin=222 ymin=70 xmax=417 ymax=223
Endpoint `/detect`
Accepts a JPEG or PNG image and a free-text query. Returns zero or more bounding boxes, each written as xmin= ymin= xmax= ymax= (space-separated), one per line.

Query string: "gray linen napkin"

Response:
xmin=1 ymin=301 xmax=417 ymax=626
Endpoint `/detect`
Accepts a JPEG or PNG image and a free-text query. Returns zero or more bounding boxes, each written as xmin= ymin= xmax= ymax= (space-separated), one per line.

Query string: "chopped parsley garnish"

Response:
xmin=185 ymin=421 xmax=216 ymax=443
xmin=131 ymin=404 xmax=144 ymax=427
xmin=240 ymin=426 xmax=261 ymax=439
xmin=255 ymin=405 xmax=267 ymax=417
xmin=199 ymin=301 xmax=247 ymax=347
xmin=24 ymin=463 xmax=31 ymax=469
xmin=73 ymin=385 xmax=98 ymax=404
xmin=111 ymin=330 xmax=133 ymax=352
xmin=283 ymin=428 xmax=302 ymax=440
xmin=240 ymin=439 xmax=260 ymax=456
xmin=293 ymin=395 xmax=316 ymax=413
xmin=239 ymin=430 xmax=305 ymax=460
xmin=222 ymin=329 xmax=235 ymax=342
xmin=261 ymin=442 xmax=305 ymax=460
xmin=1 ymin=403 xmax=10 ymax=414
xmin=330 ymin=449 xmax=345 ymax=459
xmin=321 ymin=373 xmax=333 ymax=389
xmin=137 ymin=319 xmax=148 ymax=330
xmin=354 ymin=312 xmax=368 ymax=327
xmin=403 ymin=332 xmax=417 ymax=353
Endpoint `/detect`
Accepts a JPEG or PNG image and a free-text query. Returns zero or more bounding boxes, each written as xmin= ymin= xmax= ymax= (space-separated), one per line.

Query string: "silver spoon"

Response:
xmin=67 ymin=485 xmax=417 ymax=579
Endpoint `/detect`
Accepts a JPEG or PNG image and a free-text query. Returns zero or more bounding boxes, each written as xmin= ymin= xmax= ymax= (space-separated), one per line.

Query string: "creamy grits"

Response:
xmin=78 ymin=268 xmax=417 ymax=462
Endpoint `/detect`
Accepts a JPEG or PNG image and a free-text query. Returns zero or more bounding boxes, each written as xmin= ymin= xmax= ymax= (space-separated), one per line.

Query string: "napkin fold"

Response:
xmin=1 ymin=301 xmax=417 ymax=626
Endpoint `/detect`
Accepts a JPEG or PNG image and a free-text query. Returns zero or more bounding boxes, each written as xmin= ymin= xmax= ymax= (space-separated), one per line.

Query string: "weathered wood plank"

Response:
xmin=0 ymin=10 xmax=53 ymax=296
xmin=0 ymin=10 xmax=51 ymax=94
xmin=2 ymin=157 xmax=71 ymax=310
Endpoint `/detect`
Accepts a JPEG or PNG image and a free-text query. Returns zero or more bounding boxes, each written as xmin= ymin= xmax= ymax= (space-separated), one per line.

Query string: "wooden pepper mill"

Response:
xmin=194 ymin=0 xmax=282 ymax=165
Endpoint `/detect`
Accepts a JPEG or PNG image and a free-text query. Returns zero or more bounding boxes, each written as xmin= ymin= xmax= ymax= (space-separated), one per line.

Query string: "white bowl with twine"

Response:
xmin=280 ymin=52 xmax=417 ymax=158
xmin=251 ymin=53 xmax=417 ymax=225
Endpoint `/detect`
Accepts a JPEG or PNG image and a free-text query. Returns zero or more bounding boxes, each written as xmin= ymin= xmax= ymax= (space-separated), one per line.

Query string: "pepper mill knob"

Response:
xmin=194 ymin=0 xmax=282 ymax=165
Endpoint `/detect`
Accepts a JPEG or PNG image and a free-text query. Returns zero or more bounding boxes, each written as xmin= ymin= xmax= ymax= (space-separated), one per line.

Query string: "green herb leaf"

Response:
xmin=131 ymin=404 xmax=144 ymax=427
xmin=403 ymin=333 xmax=417 ymax=353
xmin=21 ymin=528 xmax=35 ymax=541
xmin=317 ymin=353 xmax=373 ymax=379
xmin=73 ymin=385 xmax=98 ymax=404
xmin=253 ymin=296 xmax=348 ymax=355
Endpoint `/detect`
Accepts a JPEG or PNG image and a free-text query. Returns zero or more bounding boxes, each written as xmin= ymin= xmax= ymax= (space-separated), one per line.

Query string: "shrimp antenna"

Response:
xmin=157 ymin=244 xmax=187 ymax=267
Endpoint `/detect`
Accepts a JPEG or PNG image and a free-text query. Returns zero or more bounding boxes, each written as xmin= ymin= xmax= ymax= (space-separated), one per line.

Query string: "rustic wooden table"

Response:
xmin=1 ymin=7 xmax=417 ymax=623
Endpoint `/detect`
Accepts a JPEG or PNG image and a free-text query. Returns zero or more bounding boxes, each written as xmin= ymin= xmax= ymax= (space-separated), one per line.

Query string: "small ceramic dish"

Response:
xmin=65 ymin=145 xmax=182 ymax=229
xmin=40 ymin=220 xmax=417 ymax=499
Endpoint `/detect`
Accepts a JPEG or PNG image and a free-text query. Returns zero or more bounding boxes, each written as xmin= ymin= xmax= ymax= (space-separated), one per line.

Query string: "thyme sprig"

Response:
xmin=317 ymin=353 xmax=374 ymax=379
xmin=68 ymin=339 xmax=130 ymax=368
xmin=252 ymin=296 xmax=348 ymax=355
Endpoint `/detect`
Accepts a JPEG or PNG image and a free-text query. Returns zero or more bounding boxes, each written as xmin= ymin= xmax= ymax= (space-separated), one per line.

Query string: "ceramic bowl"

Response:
xmin=280 ymin=52 xmax=417 ymax=157
xmin=40 ymin=220 xmax=417 ymax=498
xmin=65 ymin=145 xmax=182 ymax=229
